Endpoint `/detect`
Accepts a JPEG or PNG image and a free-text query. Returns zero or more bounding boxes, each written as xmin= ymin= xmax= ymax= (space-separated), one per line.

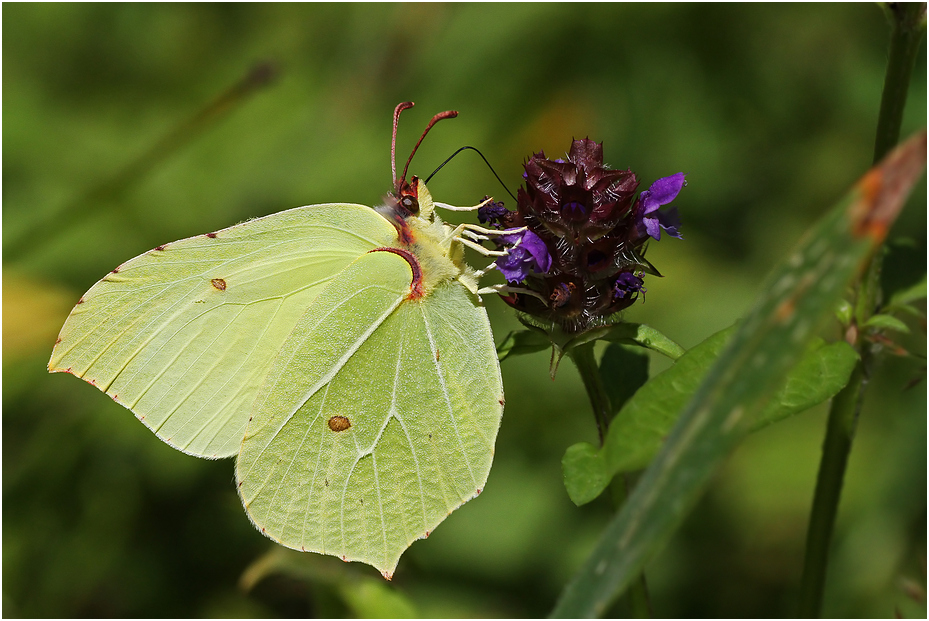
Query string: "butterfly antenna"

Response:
xmin=399 ymin=109 xmax=459 ymax=188
xmin=426 ymin=145 xmax=517 ymax=202
xmin=391 ymin=102 xmax=415 ymax=185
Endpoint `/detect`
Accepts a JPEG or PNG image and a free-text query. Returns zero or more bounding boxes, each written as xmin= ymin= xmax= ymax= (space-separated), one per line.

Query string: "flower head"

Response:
xmin=490 ymin=139 xmax=686 ymax=334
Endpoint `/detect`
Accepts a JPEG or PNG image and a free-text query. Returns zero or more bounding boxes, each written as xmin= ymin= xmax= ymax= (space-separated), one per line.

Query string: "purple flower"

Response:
xmin=495 ymin=229 xmax=552 ymax=283
xmin=478 ymin=199 xmax=510 ymax=227
xmin=494 ymin=139 xmax=685 ymax=334
xmin=612 ymin=272 xmax=646 ymax=299
xmin=637 ymin=172 xmax=686 ymax=241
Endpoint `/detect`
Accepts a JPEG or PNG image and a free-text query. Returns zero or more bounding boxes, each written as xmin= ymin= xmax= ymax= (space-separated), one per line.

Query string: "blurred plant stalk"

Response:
xmin=5 ymin=61 xmax=277 ymax=263
xmin=569 ymin=343 xmax=653 ymax=618
xmin=798 ymin=3 xmax=927 ymax=617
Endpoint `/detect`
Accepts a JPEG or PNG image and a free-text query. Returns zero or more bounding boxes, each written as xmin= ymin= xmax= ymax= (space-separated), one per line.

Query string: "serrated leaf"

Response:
xmin=552 ymin=130 xmax=926 ymax=618
xmin=751 ymin=341 xmax=859 ymax=431
xmin=863 ymin=313 xmax=912 ymax=333
xmin=562 ymin=442 xmax=610 ymax=506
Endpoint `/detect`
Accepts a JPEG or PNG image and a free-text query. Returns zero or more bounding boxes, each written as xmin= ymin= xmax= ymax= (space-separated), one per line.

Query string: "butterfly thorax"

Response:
xmin=378 ymin=178 xmax=478 ymax=299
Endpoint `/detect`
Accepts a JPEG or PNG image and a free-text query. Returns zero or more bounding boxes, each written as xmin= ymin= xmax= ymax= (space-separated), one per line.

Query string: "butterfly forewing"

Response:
xmin=49 ymin=203 xmax=398 ymax=458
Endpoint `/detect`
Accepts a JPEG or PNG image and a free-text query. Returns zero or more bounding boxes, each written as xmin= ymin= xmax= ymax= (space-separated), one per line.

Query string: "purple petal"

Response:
xmin=657 ymin=206 xmax=683 ymax=239
xmin=612 ymin=272 xmax=645 ymax=299
xmin=644 ymin=173 xmax=686 ymax=208
xmin=496 ymin=247 xmax=531 ymax=282
xmin=638 ymin=172 xmax=686 ymax=241
xmin=644 ymin=216 xmax=662 ymax=240
xmin=518 ymin=230 xmax=553 ymax=273
xmin=493 ymin=228 xmax=553 ymax=282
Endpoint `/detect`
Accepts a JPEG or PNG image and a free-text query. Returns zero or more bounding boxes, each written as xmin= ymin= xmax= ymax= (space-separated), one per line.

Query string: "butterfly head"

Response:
xmin=389 ymin=102 xmax=457 ymax=219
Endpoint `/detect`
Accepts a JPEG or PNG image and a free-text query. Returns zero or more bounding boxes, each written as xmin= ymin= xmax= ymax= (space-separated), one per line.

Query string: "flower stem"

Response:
xmin=569 ymin=342 xmax=652 ymax=617
xmin=569 ymin=343 xmax=612 ymax=444
xmin=798 ymin=5 xmax=925 ymax=617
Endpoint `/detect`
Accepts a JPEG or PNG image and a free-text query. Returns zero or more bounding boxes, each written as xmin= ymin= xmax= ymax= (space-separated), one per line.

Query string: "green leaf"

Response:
xmin=862 ymin=313 xmax=912 ymax=333
xmin=602 ymin=326 xmax=735 ymax=476
xmin=551 ymin=130 xmax=926 ymax=618
xmin=834 ymin=298 xmax=854 ymax=325
xmin=562 ymin=442 xmax=609 ymax=506
xmin=496 ymin=329 xmax=551 ymax=362
xmin=888 ymin=273 xmax=927 ymax=306
xmin=562 ymin=330 xmax=857 ymax=505
xmin=598 ymin=343 xmax=650 ymax=417
xmin=601 ymin=322 xmax=686 ymax=360
xmin=241 ymin=547 xmax=417 ymax=618
xmin=338 ymin=580 xmax=417 ymax=618
xmin=887 ymin=302 xmax=927 ymax=319
xmin=751 ymin=341 xmax=859 ymax=431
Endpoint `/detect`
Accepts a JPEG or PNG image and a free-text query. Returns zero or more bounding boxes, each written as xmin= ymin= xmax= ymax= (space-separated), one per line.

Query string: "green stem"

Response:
xmin=569 ymin=343 xmax=612 ymax=444
xmin=873 ymin=3 xmax=927 ymax=164
xmin=569 ymin=343 xmax=652 ymax=618
xmin=797 ymin=365 xmax=863 ymax=617
xmin=798 ymin=5 xmax=925 ymax=617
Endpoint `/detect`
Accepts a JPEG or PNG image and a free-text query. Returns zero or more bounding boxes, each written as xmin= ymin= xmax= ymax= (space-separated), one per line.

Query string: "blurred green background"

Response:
xmin=4 ymin=3 xmax=926 ymax=617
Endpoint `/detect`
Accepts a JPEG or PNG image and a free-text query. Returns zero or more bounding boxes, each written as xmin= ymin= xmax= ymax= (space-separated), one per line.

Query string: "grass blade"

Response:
xmin=551 ymin=130 xmax=926 ymax=618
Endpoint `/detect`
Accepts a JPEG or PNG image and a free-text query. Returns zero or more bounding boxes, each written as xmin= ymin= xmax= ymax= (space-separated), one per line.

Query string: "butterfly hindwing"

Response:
xmin=236 ymin=249 xmax=503 ymax=577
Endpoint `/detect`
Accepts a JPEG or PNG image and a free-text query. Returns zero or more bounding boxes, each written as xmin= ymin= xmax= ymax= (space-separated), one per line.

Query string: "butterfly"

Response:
xmin=49 ymin=102 xmax=505 ymax=579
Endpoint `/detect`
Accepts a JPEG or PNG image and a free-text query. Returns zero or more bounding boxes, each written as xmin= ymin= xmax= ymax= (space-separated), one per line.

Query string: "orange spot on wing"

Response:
xmin=328 ymin=415 xmax=352 ymax=432
xmin=211 ymin=278 xmax=227 ymax=291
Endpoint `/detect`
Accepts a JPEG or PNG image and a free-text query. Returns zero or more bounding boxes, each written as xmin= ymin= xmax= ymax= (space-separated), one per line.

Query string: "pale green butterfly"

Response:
xmin=49 ymin=102 xmax=505 ymax=579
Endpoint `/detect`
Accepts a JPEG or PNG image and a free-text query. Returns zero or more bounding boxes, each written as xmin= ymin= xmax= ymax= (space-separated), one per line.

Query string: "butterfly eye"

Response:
xmin=400 ymin=195 xmax=419 ymax=214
